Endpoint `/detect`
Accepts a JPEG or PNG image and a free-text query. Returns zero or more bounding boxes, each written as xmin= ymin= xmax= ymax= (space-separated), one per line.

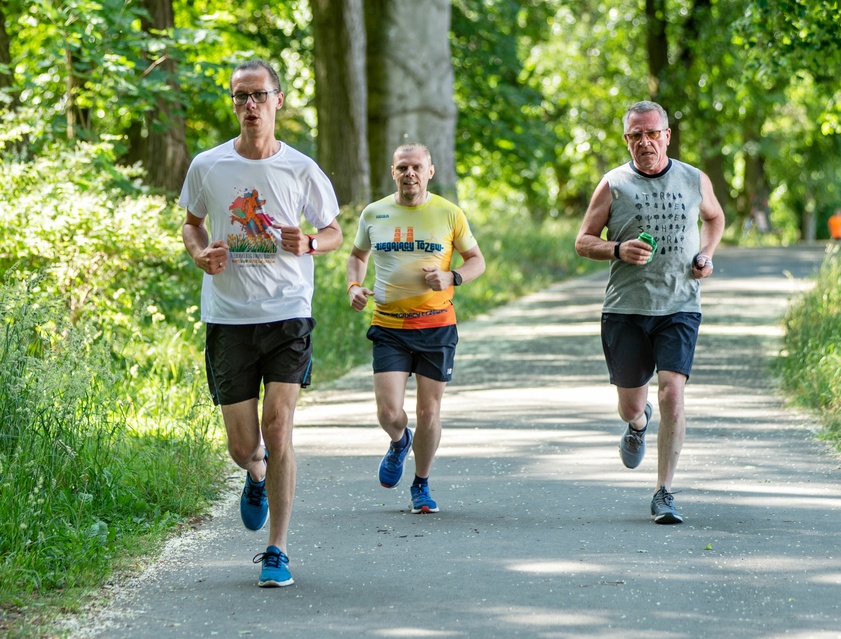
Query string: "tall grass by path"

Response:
xmin=0 ymin=273 xmax=227 ymax=637
xmin=776 ymin=242 xmax=841 ymax=444
xmin=0 ymin=140 xmax=232 ymax=637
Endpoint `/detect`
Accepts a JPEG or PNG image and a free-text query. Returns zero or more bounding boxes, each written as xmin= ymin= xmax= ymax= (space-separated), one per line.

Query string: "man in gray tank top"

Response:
xmin=575 ymin=100 xmax=725 ymax=524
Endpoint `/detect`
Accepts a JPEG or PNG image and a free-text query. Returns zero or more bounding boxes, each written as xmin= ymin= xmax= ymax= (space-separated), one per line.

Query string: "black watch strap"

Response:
xmin=614 ymin=242 xmax=622 ymax=260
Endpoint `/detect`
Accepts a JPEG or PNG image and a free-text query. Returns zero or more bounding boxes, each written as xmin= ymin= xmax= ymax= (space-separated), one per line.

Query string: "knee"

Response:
xmin=377 ymin=404 xmax=405 ymax=428
xmin=617 ymin=399 xmax=648 ymax=424
xmin=228 ymin=441 xmax=263 ymax=468
xmin=415 ymin=405 xmax=441 ymax=430
xmin=657 ymin=383 xmax=684 ymax=408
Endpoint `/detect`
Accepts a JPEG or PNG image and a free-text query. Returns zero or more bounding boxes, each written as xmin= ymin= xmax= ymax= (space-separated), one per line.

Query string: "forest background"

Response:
xmin=1 ymin=1 xmax=840 ymax=636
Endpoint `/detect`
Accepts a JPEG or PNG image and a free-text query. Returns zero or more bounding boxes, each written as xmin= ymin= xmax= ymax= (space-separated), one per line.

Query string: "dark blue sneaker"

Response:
xmin=240 ymin=449 xmax=268 ymax=531
xmin=619 ymin=402 xmax=652 ymax=469
xmin=378 ymin=428 xmax=413 ymax=488
xmin=253 ymin=546 xmax=294 ymax=587
xmin=410 ymin=484 xmax=439 ymax=514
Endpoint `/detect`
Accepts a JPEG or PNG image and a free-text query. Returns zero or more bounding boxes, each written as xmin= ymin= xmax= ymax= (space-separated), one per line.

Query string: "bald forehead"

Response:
xmin=392 ymin=148 xmax=431 ymax=168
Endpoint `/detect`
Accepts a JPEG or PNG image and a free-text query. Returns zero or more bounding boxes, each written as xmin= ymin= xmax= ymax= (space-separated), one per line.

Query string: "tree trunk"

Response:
xmin=311 ymin=0 xmax=370 ymax=207
xmin=366 ymin=0 xmax=458 ymax=202
xmin=644 ymin=0 xmax=682 ymax=158
xmin=0 ymin=3 xmax=13 ymax=94
xmin=65 ymin=46 xmax=77 ymax=140
xmin=365 ymin=0 xmax=390 ymax=200
xmin=134 ymin=0 xmax=191 ymax=194
xmin=702 ymin=143 xmax=735 ymax=224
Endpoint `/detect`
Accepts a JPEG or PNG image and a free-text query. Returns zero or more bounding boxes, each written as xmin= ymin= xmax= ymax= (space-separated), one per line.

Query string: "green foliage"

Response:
xmin=522 ymin=1 xmax=647 ymax=215
xmin=0 ymin=139 xmax=193 ymax=339
xmin=0 ymin=273 xmax=225 ymax=608
xmin=0 ymin=141 xmax=226 ymax=631
xmin=451 ymin=0 xmax=561 ymax=217
xmin=9 ymin=0 xmax=157 ymax=148
xmin=737 ymin=0 xmax=841 ymax=84
xmin=776 ymin=243 xmax=841 ymax=442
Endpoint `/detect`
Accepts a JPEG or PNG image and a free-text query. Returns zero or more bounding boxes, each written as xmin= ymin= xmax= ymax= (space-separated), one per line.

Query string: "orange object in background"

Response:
xmin=829 ymin=210 xmax=841 ymax=240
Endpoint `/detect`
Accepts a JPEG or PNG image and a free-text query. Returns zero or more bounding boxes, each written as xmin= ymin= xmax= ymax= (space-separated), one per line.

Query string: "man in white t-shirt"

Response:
xmin=180 ymin=59 xmax=342 ymax=587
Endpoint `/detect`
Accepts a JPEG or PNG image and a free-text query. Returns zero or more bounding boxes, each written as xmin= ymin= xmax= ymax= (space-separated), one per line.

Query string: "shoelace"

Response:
xmin=253 ymin=550 xmax=286 ymax=568
xmin=656 ymin=489 xmax=675 ymax=507
xmin=413 ymin=485 xmax=433 ymax=502
xmin=625 ymin=428 xmax=645 ymax=450
xmin=244 ymin=477 xmax=266 ymax=508
xmin=385 ymin=443 xmax=405 ymax=464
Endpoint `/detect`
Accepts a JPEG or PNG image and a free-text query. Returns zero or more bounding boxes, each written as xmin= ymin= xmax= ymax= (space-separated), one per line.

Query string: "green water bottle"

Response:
xmin=638 ymin=232 xmax=657 ymax=263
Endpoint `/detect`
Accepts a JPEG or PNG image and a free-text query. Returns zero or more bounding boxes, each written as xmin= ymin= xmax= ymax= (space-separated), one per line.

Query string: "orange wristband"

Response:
xmin=347 ymin=281 xmax=361 ymax=293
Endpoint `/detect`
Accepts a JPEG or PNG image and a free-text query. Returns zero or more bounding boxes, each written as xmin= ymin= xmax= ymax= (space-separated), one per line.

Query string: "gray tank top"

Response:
xmin=602 ymin=159 xmax=702 ymax=315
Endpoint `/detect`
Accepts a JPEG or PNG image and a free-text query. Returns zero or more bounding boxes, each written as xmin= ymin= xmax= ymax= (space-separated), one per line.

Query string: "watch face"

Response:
xmin=309 ymin=236 xmax=318 ymax=251
xmin=453 ymin=271 xmax=462 ymax=286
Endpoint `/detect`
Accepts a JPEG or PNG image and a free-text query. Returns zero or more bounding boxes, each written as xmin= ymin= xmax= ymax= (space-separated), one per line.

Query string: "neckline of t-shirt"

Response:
xmin=628 ymin=158 xmax=672 ymax=179
xmin=392 ymin=192 xmax=433 ymax=209
xmin=230 ymin=138 xmax=285 ymax=162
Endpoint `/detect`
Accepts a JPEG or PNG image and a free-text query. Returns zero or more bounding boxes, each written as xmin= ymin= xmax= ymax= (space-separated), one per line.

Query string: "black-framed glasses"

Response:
xmin=231 ymin=90 xmax=280 ymax=106
xmin=625 ymin=129 xmax=667 ymax=142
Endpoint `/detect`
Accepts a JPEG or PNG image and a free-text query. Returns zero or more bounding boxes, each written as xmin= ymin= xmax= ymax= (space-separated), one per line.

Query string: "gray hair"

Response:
xmin=622 ymin=101 xmax=669 ymax=132
xmin=230 ymin=59 xmax=281 ymax=93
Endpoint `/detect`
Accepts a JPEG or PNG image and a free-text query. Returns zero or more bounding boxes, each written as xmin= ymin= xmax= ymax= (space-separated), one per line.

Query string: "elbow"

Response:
xmin=476 ymin=255 xmax=487 ymax=277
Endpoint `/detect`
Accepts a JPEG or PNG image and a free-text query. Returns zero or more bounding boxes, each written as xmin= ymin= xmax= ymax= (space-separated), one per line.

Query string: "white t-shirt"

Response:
xmin=179 ymin=140 xmax=340 ymax=325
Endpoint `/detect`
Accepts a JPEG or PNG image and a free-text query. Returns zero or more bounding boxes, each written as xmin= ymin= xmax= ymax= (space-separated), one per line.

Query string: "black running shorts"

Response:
xmin=205 ymin=318 xmax=315 ymax=406
xmin=601 ymin=312 xmax=701 ymax=388
xmin=367 ymin=324 xmax=458 ymax=382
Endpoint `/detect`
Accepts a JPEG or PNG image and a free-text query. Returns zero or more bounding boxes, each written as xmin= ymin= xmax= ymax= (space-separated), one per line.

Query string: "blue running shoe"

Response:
xmin=378 ymin=428 xmax=413 ymax=488
xmin=240 ymin=449 xmax=268 ymax=531
xmin=253 ymin=546 xmax=294 ymax=587
xmin=410 ymin=484 xmax=439 ymax=514
xmin=619 ymin=402 xmax=652 ymax=469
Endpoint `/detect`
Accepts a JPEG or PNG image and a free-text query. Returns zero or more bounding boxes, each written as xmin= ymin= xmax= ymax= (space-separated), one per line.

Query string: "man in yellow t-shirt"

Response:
xmin=347 ymin=143 xmax=485 ymax=514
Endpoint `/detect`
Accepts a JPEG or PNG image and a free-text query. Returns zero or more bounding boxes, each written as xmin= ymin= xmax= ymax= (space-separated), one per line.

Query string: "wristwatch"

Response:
xmin=306 ymin=234 xmax=318 ymax=254
xmin=452 ymin=271 xmax=463 ymax=286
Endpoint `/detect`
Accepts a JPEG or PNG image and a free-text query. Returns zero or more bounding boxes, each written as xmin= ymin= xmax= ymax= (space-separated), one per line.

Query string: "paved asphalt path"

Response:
xmin=69 ymin=245 xmax=841 ymax=639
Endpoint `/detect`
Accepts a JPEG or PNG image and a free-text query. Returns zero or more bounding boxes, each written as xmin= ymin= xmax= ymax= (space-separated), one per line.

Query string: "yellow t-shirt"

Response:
xmin=353 ymin=193 xmax=478 ymax=329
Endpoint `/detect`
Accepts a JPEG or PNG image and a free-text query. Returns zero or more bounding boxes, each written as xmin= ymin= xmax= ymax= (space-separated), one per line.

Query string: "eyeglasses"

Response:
xmin=625 ymin=129 xmax=667 ymax=142
xmin=231 ymin=90 xmax=280 ymax=106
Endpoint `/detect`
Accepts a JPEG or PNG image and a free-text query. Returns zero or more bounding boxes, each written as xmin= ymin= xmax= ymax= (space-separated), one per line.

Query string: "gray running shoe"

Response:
xmin=650 ymin=486 xmax=683 ymax=524
xmin=619 ymin=402 xmax=652 ymax=469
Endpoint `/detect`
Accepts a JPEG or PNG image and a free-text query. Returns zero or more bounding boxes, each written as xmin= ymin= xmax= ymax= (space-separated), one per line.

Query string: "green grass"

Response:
xmin=775 ymin=242 xmax=841 ymax=445
xmin=0 ymin=273 xmax=228 ymax=638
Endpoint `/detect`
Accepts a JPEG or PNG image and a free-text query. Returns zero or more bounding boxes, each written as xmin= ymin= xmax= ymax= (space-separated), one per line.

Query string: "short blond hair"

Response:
xmin=393 ymin=143 xmax=432 ymax=164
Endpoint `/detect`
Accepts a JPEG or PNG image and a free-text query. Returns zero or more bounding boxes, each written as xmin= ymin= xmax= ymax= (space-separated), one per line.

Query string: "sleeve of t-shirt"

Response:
xmin=453 ymin=209 xmax=478 ymax=253
xmin=353 ymin=208 xmax=372 ymax=251
xmin=301 ymin=162 xmax=340 ymax=229
xmin=178 ymin=160 xmax=208 ymax=218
